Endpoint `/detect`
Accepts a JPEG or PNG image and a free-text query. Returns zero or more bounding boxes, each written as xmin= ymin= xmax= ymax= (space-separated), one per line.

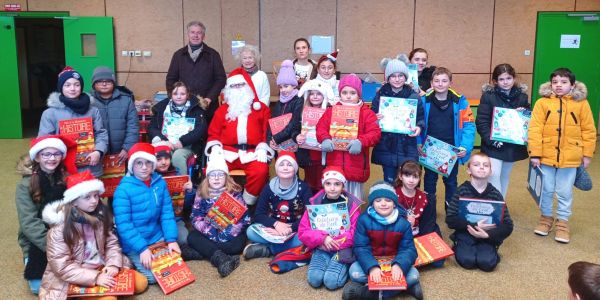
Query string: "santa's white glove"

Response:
xmin=256 ymin=148 xmax=268 ymax=163
xmin=210 ymin=145 xmax=223 ymax=155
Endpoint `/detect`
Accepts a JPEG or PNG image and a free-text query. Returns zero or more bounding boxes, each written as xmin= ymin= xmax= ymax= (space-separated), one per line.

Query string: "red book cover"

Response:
xmin=150 ymin=242 xmax=195 ymax=295
xmin=413 ymin=232 xmax=454 ymax=267
xmin=102 ymin=154 xmax=126 ymax=177
xmin=59 ymin=117 xmax=95 ymax=167
xmin=206 ymin=192 xmax=248 ymax=231
xmin=329 ymin=106 xmax=359 ymax=151
xmin=300 ymin=106 xmax=326 ymax=150
xmin=268 ymin=113 xmax=297 ymax=150
xmin=164 ymin=175 xmax=189 ymax=218
xmin=99 ymin=176 xmax=123 ymax=198
xmin=368 ymin=256 xmax=407 ymax=291
xmin=67 ymin=269 xmax=135 ymax=297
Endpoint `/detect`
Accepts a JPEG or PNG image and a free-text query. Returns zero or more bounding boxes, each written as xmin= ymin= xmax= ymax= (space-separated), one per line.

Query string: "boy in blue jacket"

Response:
xmin=343 ymin=181 xmax=422 ymax=300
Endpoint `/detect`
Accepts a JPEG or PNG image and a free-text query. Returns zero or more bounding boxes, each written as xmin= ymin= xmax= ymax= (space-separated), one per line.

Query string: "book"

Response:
xmin=150 ymin=242 xmax=195 ymax=295
xmin=67 ymin=269 xmax=135 ymax=297
xmin=101 ymin=154 xmax=126 ymax=177
xmin=418 ymin=135 xmax=460 ymax=177
xmin=99 ymin=176 xmax=123 ymax=198
xmin=413 ymin=232 xmax=454 ymax=267
xmin=330 ymin=105 xmax=360 ymax=151
xmin=58 ymin=117 xmax=95 ymax=167
xmin=161 ymin=117 xmax=195 ymax=144
xmin=269 ymin=113 xmax=298 ymax=151
xmin=206 ymin=192 xmax=248 ymax=231
xmin=407 ymin=64 xmax=420 ymax=89
xmin=368 ymin=256 xmax=407 ymax=291
xmin=250 ymin=224 xmax=295 ymax=244
xmin=164 ymin=175 xmax=189 ymax=218
xmin=491 ymin=107 xmax=531 ymax=145
xmin=305 ymin=202 xmax=350 ymax=237
xmin=527 ymin=164 xmax=544 ymax=207
xmin=300 ymin=106 xmax=326 ymax=150
xmin=458 ymin=197 xmax=506 ymax=225
xmin=378 ymin=97 xmax=418 ymax=134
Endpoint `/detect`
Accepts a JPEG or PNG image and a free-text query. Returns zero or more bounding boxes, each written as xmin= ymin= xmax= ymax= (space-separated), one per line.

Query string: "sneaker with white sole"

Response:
xmin=243 ymin=243 xmax=271 ymax=259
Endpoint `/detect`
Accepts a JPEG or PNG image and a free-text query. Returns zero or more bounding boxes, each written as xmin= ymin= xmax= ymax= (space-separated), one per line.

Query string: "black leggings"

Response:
xmin=187 ymin=229 xmax=247 ymax=258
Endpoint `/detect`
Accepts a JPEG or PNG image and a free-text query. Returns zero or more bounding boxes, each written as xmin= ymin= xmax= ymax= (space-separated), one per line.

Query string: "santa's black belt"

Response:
xmin=231 ymin=144 xmax=257 ymax=150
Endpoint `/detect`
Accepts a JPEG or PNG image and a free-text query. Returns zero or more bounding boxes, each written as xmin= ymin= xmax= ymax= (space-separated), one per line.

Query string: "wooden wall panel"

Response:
xmin=220 ymin=0 xmax=260 ymax=71
xmin=492 ymin=0 xmax=575 ymax=74
xmin=183 ymin=0 xmax=222 ymax=52
xmin=116 ymin=72 xmax=166 ymax=99
xmin=520 ymin=73 xmax=533 ymax=103
xmin=337 ymin=0 xmax=414 ymax=74
xmin=449 ymin=74 xmax=490 ymax=100
xmin=1 ymin=0 xmax=27 ymax=10
xmin=28 ymin=0 xmax=104 ymax=16
xmin=414 ymin=0 xmax=494 ymax=74
xmin=576 ymin=0 xmax=600 ymax=10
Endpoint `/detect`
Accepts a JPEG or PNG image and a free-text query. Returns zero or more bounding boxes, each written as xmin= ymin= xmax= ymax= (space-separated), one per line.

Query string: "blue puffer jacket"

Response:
xmin=113 ymin=173 xmax=178 ymax=254
xmin=353 ymin=205 xmax=417 ymax=275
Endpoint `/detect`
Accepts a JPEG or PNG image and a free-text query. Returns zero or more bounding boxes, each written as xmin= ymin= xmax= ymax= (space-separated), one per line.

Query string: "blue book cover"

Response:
xmin=527 ymin=164 xmax=544 ymax=208
xmin=306 ymin=202 xmax=350 ymax=237
xmin=378 ymin=97 xmax=418 ymax=134
xmin=458 ymin=197 xmax=505 ymax=225
xmin=418 ymin=135 xmax=460 ymax=177
xmin=491 ymin=107 xmax=531 ymax=145
xmin=162 ymin=117 xmax=195 ymax=144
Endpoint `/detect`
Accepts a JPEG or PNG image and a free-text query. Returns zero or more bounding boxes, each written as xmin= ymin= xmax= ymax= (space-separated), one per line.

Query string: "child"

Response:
xmin=312 ymin=50 xmax=340 ymax=97
xmin=292 ymin=38 xmax=317 ymax=86
xmin=317 ymin=74 xmax=382 ymax=199
xmin=148 ymin=81 xmax=207 ymax=175
xmin=568 ymin=261 xmax=600 ymax=300
xmin=296 ymin=79 xmax=335 ymax=193
xmin=344 ymin=181 xmax=421 ymax=300
xmin=420 ymin=67 xmax=475 ymax=211
xmin=409 ymin=48 xmax=436 ymax=96
xmin=244 ymin=152 xmax=312 ymax=259
xmin=268 ymin=60 xmax=303 ymax=150
xmin=529 ymin=68 xmax=596 ymax=243
xmin=445 ymin=152 xmax=513 ymax=272
xmin=154 ymin=142 xmax=178 ymax=176
xmin=38 ymin=66 xmax=109 ymax=177
xmin=298 ymin=167 xmax=362 ymax=290
xmin=15 ymin=135 xmax=77 ymax=295
xmin=371 ymin=55 xmax=424 ymax=183
xmin=39 ymin=170 xmax=147 ymax=298
xmin=112 ymin=143 xmax=180 ymax=284
xmin=475 ymin=63 xmax=529 ymax=198
xmin=187 ymin=153 xmax=250 ymax=277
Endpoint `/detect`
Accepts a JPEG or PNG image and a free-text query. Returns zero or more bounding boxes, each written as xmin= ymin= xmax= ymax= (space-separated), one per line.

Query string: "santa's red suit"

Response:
xmin=205 ymin=68 xmax=273 ymax=204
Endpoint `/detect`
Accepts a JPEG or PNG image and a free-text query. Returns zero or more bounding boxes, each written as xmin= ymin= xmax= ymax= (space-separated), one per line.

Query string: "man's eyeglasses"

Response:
xmin=39 ymin=152 xmax=63 ymax=159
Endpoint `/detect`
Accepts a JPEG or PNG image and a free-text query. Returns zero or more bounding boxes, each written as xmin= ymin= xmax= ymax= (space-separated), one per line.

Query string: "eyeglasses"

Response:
xmin=208 ymin=172 xmax=226 ymax=179
xmin=134 ymin=160 xmax=153 ymax=168
xmin=39 ymin=152 xmax=63 ymax=159
xmin=229 ymin=83 xmax=246 ymax=89
xmin=96 ymin=80 xmax=114 ymax=85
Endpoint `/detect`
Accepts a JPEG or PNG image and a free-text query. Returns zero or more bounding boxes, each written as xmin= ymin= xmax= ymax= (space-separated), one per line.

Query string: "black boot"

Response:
xmin=180 ymin=243 xmax=203 ymax=261
xmin=342 ymin=282 xmax=379 ymax=300
xmin=407 ymin=282 xmax=423 ymax=300
xmin=210 ymin=250 xmax=240 ymax=277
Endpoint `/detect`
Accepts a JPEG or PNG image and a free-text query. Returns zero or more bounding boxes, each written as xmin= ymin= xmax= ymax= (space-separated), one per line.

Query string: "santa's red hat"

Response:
xmin=29 ymin=134 xmax=78 ymax=174
xmin=62 ymin=170 xmax=105 ymax=204
xmin=275 ymin=150 xmax=298 ymax=172
xmin=321 ymin=166 xmax=347 ymax=185
xmin=318 ymin=49 xmax=339 ymax=66
xmin=226 ymin=67 xmax=263 ymax=111
xmin=153 ymin=141 xmax=172 ymax=159
xmin=127 ymin=143 xmax=157 ymax=173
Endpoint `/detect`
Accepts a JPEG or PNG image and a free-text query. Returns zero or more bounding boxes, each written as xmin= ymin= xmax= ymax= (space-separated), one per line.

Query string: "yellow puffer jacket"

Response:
xmin=528 ymin=81 xmax=596 ymax=168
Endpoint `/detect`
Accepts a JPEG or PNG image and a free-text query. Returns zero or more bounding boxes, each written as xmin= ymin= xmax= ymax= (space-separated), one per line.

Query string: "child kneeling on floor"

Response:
xmin=39 ymin=170 xmax=147 ymax=299
xmin=445 ymin=152 xmax=513 ymax=272
xmin=343 ymin=181 xmax=422 ymax=300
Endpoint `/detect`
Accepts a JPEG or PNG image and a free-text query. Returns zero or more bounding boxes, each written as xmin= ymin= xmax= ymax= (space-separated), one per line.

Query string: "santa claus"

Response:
xmin=205 ymin=68 xmax=273 ymax=204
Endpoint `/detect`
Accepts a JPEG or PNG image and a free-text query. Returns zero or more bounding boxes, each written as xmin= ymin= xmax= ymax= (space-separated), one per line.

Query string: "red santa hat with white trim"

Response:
xmin=62 ymin=170 xmax=105 ymax=204
xmin=127 ymin=142 xmax=157 ymax=174
xmin=29 ymin=134 xmax=78 ymax=174
xmin=275 ymin=150 xmax=298 ymax=172
xmin=226 ymin=67 xmax=264 ymax=111
xmin=321 ymin=166 xmax=347 ymax=185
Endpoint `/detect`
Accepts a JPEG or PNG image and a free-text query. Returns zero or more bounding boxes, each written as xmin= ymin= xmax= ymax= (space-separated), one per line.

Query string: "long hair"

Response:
xmin=197 ymin=175 xmax=242 ymax=199
xmin=62 ymin=199 xmax=113 ymax=249
xmin=22 ymin=155 xmax=67 ymax=205
xmin=394 ymin=160 xmax=422 ymax=188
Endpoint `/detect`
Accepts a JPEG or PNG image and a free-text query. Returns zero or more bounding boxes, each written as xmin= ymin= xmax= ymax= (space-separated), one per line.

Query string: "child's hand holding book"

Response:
xmin=323 ymin=235 xmax=340 ymax=251
xmin=95 ymin=271 xmax=117 ymax=288
xmin=467 ymin=219 xmax=496 ymax=239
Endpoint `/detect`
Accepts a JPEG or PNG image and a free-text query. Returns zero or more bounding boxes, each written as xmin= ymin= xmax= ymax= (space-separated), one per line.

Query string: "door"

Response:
xmin=0 ymin=16 xmax=22 ymax=138
xmin=532 ymin=12 xmax=600 ymax=126
xmin=63 ymin=16 xmax=115 ymax=88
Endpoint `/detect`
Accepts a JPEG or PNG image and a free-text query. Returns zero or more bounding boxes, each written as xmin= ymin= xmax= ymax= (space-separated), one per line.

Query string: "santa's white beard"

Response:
xmin=225 ymin=86 xmax=254 ymax=121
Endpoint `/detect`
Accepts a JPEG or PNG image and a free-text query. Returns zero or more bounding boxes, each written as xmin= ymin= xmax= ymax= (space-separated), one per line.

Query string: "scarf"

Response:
xmin=59 ymin=93 xmax=91 ymax=115
xmin=341 ymin=99 xmax=363 ymax=107
xmin=165 ymin=99 xmax=190 ymax=118
xmin=269 ymin=176 xmax=299 ymax=200
xmin=367 ymin=206 xmax=399 ymax=225
xmin=494 ymin=85 xmax=522 ymax=103
xmin=188 ymin=43 xmax=203 ymax=62
xmin=244 ymin=65 xmax=259 ymax=75
xmin=280 ymin=89 xmax=299 ymax=104
xmin=431 ymin=96 xmax=450 ymax=110
xmin=208 ymin=186 xmax=226 ymax=199
xmin=38 ymin=169 xmax=67 ymax=214
xmin=316 ymin=74 xmax=338 ymax=90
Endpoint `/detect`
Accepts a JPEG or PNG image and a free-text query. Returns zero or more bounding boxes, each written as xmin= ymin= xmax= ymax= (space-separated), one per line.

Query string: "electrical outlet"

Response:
xmin=524 ymin=50 xmax=531 ymax=56
xmin=143 ymin=51 xmax=152 ymax=57
xmin=128 ymin=51 xmax=135 ymax=57
xmin=121 ymin=50 xmax=128 ymax=57
xmin=134 ymin=50 xmax=142 ymax=57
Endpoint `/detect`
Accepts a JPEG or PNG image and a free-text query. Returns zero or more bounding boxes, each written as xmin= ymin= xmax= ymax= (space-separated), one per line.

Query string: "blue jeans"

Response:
xmin=382 ymin=166 xmax=399 ymax=184
xmin=246 ymin=223 xmax=302 ymax=255
xmin=127 ymin=252 xmax=157 ymax=284
xmin=307 ymin=249 xmax=349 ymax=290
xmin=489 ymin=158 xmax=514 ymax=198
xmin=349 ymin=261 xmax=420 ymax=297
xmin=540 ymin=165 xmax=576 ymax=221
xmin=423 ymin=163 xmax=458 ymax=211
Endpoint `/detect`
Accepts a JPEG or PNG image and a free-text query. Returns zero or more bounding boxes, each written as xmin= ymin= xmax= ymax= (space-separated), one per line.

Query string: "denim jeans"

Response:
xmin=246 ymin=223 xmax=302 ymax=255
xmin=489 ymin=158 xmax=514 ymax=198
xmin=349 ymin=261 xmax=420 ymax=297
xmin=127 ymin=252 xmax=157 ymax=284
xmin=307 ymin=249 xmax=349 ymax=290
xmin=382 ymin=166 xmax=399 ymax=184
xmin=423 ymin=163 xmax=459 ymax=210
xmin=540 ymin=165 xmax=576 ymax=221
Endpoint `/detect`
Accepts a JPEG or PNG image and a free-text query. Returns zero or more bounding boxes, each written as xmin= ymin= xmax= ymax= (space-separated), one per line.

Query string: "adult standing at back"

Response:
xmin=166 ymin=21 xmax=226 ymax=122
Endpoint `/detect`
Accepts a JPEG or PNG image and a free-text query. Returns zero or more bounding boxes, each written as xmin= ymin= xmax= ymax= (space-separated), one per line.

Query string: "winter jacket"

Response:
xmin=251 ymin=70 xmax=271 ymax=106
xmin=90 ymin=88 xmax=139 ymax=154
xmin=476 ymin=83 xmax=529 ymax=162
xmin=254 ymin=180 xmax=312 ymax=232
xmin=446 ymin=181 xmax=513 ymax=246
xmin=38 ymin=202 xmax=124 ymax=300
xmin=190 ymin=191 xmax=251 ymax=243
xmin=298 ymin=190 xmax=363 ymax=251
xmin=148 ymin=97 xmax=208 ymax=155
xmin=371 ymin=83 xmax=424 ymax=167
xmin=16 ymin=175 xmax=47 ymax=260
xmin=39 ymin=92 xmax=109 ymax=177
xmin=316 ymin=103 xmax=381 ymax=182
xmin=528 ymin=81 xmax=596 ymax=168
xmin=166 ymin=44 xmax=226 ymax=118
xmin=267 ymin=95 xmax=303 ymax=146
xmin=420 ymin=88 xmax=476 ymax=164
xmin=353 ymin=204 xmax=417 ymax=275
xmin=113 ymin=173 xmax=178 ymax=254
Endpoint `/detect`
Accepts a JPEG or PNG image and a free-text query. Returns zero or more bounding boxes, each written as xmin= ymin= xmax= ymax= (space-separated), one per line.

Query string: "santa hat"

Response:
xmin=57 ymin=66 xmax=84 ymax=93
xmin=127 ymin=143 xmax=157 ymax=174
xmin=29 ymin=135 xmax=78 ymax=174
xmin=153 ymin=141 xmax=172 ymax=159
xmin=368 ymin=181 xmax=399 ymax=207
xmin=321 ymin=166 xmax=347 ymax=185
xmin=298 ymin=79 xmax=335 ymax=109
xmin=277 ymin=60 xmax=298 ymax=86
xmin=205 ymin=151 xmax=229 ymax=175
xmin=62 ymin=170 xmax=105 ymax=204
xmin=318 ymin=49 xmax=339 ymax=66
xmin=339 ymin=73 xmax=362 ymax=98
xmin=226 ymin=67 xmax=263 ymax=111
xmin=275 ymin=151 xmax=298 ymax=172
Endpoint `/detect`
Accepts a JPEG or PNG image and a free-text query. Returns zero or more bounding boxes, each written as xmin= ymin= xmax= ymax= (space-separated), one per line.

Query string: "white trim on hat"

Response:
xmin=29 ymin=138 xmax=67 ymax=160
xmin=227 ymin=74 xmax=246 ymax=86
xmin=128 ymin=151 xmax=157 ymax=174
xmin=275 ymin=154 xmax=298 ymax=172
xmin=322 ymin=169 xmax=347 ymax=185
xmin=63 ymin=179 xmax=105 ymax=204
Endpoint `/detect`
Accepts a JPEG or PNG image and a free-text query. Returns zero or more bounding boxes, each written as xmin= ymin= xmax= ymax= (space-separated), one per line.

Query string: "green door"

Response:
xmin=532 ymin=12 xmax=600 ymax=126
xmin=0 ymin=16 xmax=23 ymax=138
xmin=63 ymin=16 xmax=115 ymax=87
